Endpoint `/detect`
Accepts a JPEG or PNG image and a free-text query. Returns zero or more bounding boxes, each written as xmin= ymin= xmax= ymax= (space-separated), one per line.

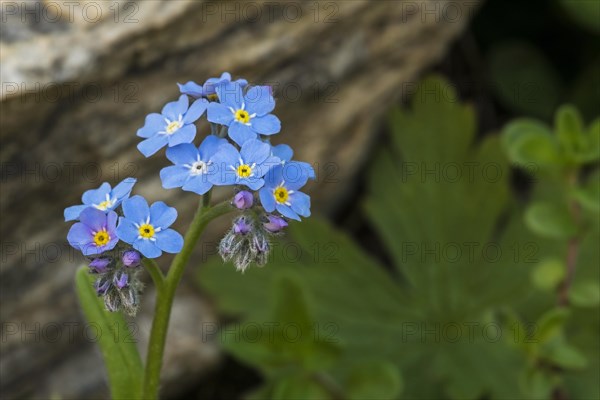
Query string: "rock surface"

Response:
xmin=0 ymin=0 xmax=478 ymax=398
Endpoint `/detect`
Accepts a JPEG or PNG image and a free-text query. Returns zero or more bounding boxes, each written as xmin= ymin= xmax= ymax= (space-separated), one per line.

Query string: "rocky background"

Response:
xmin=0 ymin=0 xmax=477 ymax=398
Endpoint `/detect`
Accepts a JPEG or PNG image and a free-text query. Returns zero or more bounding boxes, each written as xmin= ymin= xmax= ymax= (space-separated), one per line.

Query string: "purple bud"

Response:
xmin=113 ymin=272 xmax=129 ymax=289
xmin=95 ymin=279 xmax=111 ymax=295
xmin=233 ymin=218 xmax=252 ymax=235
xmin=263 ymin=215 xmax=288 ymax=233
xmin=122 ymin=250 xmax=141 ymax=268
xmin=233 ymin=191 xmax=254 ymax=209
xmin=89 ymin=258 xmax=110 ymax=273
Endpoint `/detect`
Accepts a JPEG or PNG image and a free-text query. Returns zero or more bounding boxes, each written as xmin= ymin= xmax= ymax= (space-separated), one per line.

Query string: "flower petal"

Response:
xmin=111 ymin=177 xmax=136 ymax=202
xmin=216 ymin=82 xmax=243 ymax=109
xmin=134 ymin=239 xmax=162 ymax=259
xmin=276 ymin=203 xmax=300 ymax=221
xmin=79 ymin=207 xmax=107 ymax=232
xmin=207 ymin=102 xmax=234 ymax=126
xmin=150 ymin=201 xmax=178 ymax=229
xmin=82 ymin=182 xmax=111 ymax=205
xmin=67 ymin=222 xmax=91 ymax=250
xmin=138 ymin=135 xmax=169 ymax=157
xmin=162 ymin=94 xmax=189 ymax=121
xmin=122 ymin=195 xmax=149 ymax=224
xmin=198 ymin=135 xmax=228 ymax=161
xmin=160 ymin=165 xmax=191 ymax=189
xmin=168 ymin=124 xmax=196 ymax=147
xmin=259 ymin=187 xmax=276 ymax=212
xmin=271 ymin=144 xmax=293 ymax=162
xmin=245 ymin=86 xmax=275 ymax=116
xmin=64 ymin=204 xmax=87 ymax=221
xmin=116 ymin=217 xmax=139 ymax=244
xmin=240 ymin=139 xmax=271 ymax=165
xmin=252 ymin=114 xmax=281 ymax=135
xmin=137 ymin=113 xmax=165 ymax=138
xmin=229 ymin=122 xmax=257 ymax=146
xmin=178 ymin=81 xmax=204 ymax=98
xmin=183 ymin=98 xmax=208 ymax=124
xmin=155 ymin=229 xmax=184 ymax=253
xmin=182 ymin=176 xmax=213 ymax=195
xmin=166 ymin=143 xmax=199 ymax=165
xmin=289 ymin=191 xmax=311 ymax=218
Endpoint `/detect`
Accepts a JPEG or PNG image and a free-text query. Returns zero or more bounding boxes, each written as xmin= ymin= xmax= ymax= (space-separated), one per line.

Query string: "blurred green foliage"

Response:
xmin=197 ymin=76 xmax=599 ymax=399
xmin=75 ymin=267 xmax=143 ymax=399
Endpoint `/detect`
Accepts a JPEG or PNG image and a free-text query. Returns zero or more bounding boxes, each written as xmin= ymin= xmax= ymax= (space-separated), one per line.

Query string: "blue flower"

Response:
xmin=259 ymin=162 xmax=312 ymax=221
xmin=178 ymin=72 xmax=248 ymax=100
xmin=64 ymin=177 xmax=136 ymax=221
xmin=207 ymin=83 xmax=281 ymax=145
xmin=67 ymin=208 xmax=119 ymax=256
xmin=270 ymin=144 xmax=316 ymax=179
xmin=211 ymin=139 xmax=280 ymax=190
xmin=137 ymin=95 xmax=208 ymax=157
xmin=160 ymin=135 xmax=228 ymax=195
xmin=116 ymin=195 xmax=184 ymax=259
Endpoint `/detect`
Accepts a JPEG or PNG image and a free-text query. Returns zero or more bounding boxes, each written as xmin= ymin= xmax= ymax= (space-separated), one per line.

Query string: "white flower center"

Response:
xmin=189 ymin=160 xmax=209 ymax=176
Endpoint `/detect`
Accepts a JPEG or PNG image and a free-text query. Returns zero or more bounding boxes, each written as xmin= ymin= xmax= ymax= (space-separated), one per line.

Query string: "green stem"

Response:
xmin=143 ymin=258 xmax=165 ymax=291
xmin=141 ymin=197 xmax=232 ymax=399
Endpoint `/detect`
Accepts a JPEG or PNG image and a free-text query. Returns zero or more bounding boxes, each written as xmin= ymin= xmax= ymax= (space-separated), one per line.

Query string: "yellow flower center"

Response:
xmin=166 ymin=120 xmax=182 ymax=134
xmin=234 ymin=109 xmax=250 ymax=124
xmin=274 ymin=186 xmax=289 ymax=204
xmin=237 ymin=164 xmax=253 ymax=178
xmin=95 ymin=200 xmax=112 ymax=211
xmin=93 ymin=229 xmax=110 ymax=247
xmin=139 ymin=223 xmax=155 ymax=239
xmin=207 ymin=93 xmax=219 ymax=102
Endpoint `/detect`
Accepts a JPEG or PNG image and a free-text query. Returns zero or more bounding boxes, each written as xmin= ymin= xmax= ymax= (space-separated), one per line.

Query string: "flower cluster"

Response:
xmin=139 ymin=72 xmax=315 ymax=271
xmin=65 ymin=178 xmax=183 ymax=315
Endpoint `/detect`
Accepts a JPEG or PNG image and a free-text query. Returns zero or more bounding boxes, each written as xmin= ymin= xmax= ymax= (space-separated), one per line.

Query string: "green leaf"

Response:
xmin=555 ymin=104 xmax=586 ymax=158
xmin=572 ymin=169 xmax=600 ymax=213
xmin=569 ymin=282 xmax=600 ymax=307
xmin=542 ymin=342 xmax=588 ymax=370
xmin=531 ymin=258 xmax=566 ymax=290
xmin=488 ymin=42 xmax=562 ymax=119
xmin=75 ymin=267 xmax=143 ymax=399
xmin=525 ymin=202 xmax=578 ymax=239
xmin=535 ymin=308 xmax=570 ymax=344
xmin=345 ymin=362 xmax=403 ymax=400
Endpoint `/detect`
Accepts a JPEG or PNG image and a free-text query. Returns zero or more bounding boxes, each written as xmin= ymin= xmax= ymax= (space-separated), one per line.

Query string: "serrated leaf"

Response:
xmin=345 ymin=362 xmax=403 ymax=400
xmin=525 ymin=202 xmax=578 ymax=239
xmin=75 ymin=267 xmax=143 ymax=400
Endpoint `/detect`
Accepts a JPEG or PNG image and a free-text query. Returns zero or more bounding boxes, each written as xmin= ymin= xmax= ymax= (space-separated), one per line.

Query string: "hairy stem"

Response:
xmin=142 ymin=197 xmax=232 ymax=399
xmin=143 ymin=258 xmax=165 ymax=291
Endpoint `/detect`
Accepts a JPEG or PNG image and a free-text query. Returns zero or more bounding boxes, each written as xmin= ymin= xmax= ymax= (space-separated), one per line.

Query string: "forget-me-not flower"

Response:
xmin=64 ymin=177 xmax=136 ymax=221
xmin=137 ymin=95 xmax=208 ymax=157
xmin=160 ymin=135 xmax=228 ymax=195
xmin=259 ymin=162 xmax=312 ymax=221
xmin=270 ymin=143 xmax=317 ymax=179
xmin=116 ymin=196 xmax=184 ymax=259
xmin=211 ymin=139 xmax=280 ymax=190
xmin=67 ymin=208 xmax=119 ymax=255
xmin=178 ymin=72 xmax=248 ymax=101
xmin=207 ymin=83 xmax=280 ymax=145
